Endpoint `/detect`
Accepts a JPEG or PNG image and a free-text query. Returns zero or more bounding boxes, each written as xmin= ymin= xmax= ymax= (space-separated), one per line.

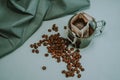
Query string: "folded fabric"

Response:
xmin=0 ymin=0 xmax=90 ymax=58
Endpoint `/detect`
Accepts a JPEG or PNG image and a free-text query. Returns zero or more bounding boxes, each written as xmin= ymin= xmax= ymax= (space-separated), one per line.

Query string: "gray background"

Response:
xmin=0 ymin=0 xmax=120 ymax=80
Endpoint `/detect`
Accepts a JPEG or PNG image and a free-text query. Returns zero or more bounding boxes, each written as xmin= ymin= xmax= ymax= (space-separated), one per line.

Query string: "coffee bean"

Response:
xmin=61 ymin=70 xmax=66 ymax=74
xmin=34 ymin=45 xmax=38 ymax=49
xmin=70 ymin=47 xmax=74 ymax=51
xmin=44 ymin=53 xmax=49 ymax=57
xmin=52 ymin=24 xmax=58 ymax=32
xmin=32 ymin=49 xmax=35 ymax=53
xmin=48 ymin=29 xmax=51 ymax=32
xmin=76 ymin=70 xmax=80 ymax=74
xmin=80 ymin=67 xmax=85 ymax=71
xmin=37 ymin=43 xmax=41 ymax=46
xmin=64 ymin=26 xmax=67 ymax=29
xmin=35 ymin=49 xmax=39 ymax=54
xmin=57 ymin=58 xmax=61 ymax=63
xmin=29 ymin=24 xmax=84 ymax=78
xmin=42 ymin=66 xmax=46 ymax=70
xmin=30 ymin=44 xmax=33 ymax=48
xmin=77 ymin=74 xmax=81 ymax=78
xmin=43 ymin=42 xmax=47 ymax=46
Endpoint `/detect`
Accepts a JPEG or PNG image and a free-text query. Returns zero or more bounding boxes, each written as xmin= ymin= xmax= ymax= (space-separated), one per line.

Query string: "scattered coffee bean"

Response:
xmin=35 ymin=49 xmax=39 ymax=54
xmin=43 ymin=42 xmax=48 ymax=46
xmin=42 ymin=34 xmax=46 ymax=38
xmin=77 ymin=74 xmax=81 ymax=78
xmin=76 ymin=70 xmax=80 ymax=74
xmin=64 ymin=26 xmax=67 ymax=29
xmin=29 ymin=24 xmax=84 ymax=78
xmin=52 ymin=24 xmax=58 ymax=32
xmin=42 ymin=66 xmax=46 ymax=70
xmin=70 ymin=47 xmax=74 ymax=51
xmin=48 ymin=29 xmax=51 ymax=32
xmin=34 ymin=45 xmax=38 ymax=49
xmin=61 ymin=70 xmax=66 ymax=74
xmin=80 ymin=67 xmax=85 ymax=71
xmin=57 ymin=58 xmax=61 ymax=63
xmin=32 ymin=49 xmax=35 ymax=53
xmin=37 ymin=43 xmax=41 ymax=46
xmin=30 ymin=44 xmax=33 ymax=48
xmin=44 ymin=53 xmax=49 ymax=57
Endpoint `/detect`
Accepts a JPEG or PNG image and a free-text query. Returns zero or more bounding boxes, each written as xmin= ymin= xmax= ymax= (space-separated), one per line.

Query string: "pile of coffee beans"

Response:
xmin=29 ymin=24 xmax=84 ymax=78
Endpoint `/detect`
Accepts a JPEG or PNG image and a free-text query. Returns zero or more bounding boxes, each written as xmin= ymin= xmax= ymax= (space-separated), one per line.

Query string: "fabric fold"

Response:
xmin=0 ymin=0 xmax=90 ymax=58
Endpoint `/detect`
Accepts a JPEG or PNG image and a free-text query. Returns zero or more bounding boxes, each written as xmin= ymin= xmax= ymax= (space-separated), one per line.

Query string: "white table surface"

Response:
xmin=0 ymin=0 xmax=120 ymax=80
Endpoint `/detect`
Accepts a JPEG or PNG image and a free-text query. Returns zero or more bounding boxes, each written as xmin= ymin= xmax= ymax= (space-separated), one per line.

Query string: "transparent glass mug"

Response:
xmin=67 ymin=12 xmax=106 ymax=48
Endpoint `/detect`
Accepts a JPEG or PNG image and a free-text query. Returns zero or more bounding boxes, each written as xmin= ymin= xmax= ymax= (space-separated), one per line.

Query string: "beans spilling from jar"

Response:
xmin=29 ymin=24 xmax=84 ymax=78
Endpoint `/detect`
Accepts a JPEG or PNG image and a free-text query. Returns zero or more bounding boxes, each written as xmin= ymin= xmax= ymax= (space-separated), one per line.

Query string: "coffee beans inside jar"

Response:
xmin=29 ymin=24 xmax=84 ymax=78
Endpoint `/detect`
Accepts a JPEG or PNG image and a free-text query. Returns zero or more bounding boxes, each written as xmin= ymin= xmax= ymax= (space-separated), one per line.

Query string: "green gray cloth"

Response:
xmin=0 ymin=0 xmax=90 ymax=58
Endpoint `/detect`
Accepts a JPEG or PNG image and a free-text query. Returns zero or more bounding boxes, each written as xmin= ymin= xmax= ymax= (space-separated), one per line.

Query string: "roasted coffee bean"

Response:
xmin=42 ymin=34 xmax=47 ymax=38
xmin=74 ymin=67 xmax=78 ymax=71
xmin=77 ymin=74 xmax=81 ymax=78
xmin=70 ymin=47 xmax=74 ymax=51
xmin=76 ymin=70 xmax=80 ymax=74
xmin=57 ymin=58 xmax=61 ymax=63
xmin=42 ymin=66 xmax=46 ymax=70
xmin=43 ymin=42 xmax=47 ymax=46
xmin=44 ymin=53 xmax=49 ymax=57
xmin=39 ymin=40 xmax=42 ymax=44
xmin=52 ymin=24 xmax=56 ymax=28
xmin=29 ymin=24 xmax=84 ymax=78
xmin=70 ymin=68 xmax=74 ymax=72
xmin=61 ymin=70 xmax=66 ymax=74
xmin=48 ymin=29 xmax=51 ymax=32
xmin=33 ymin=43 xmax=37 ymax=46
xmin=52 ymin=24 xmax=58 ymax=32
xmin=34 ymin=45 xmax=38 ymax=49
xmin=80 ymin=67 xmax=85 ymax=71
xmin=54 ymin=28 xmax=58 ymax=32
xmin=37 ymin=43 xmax=41 ymax=46
xmin=65 ymin=72 xmax=69 ymax=78
xmin=71 ymin=73 xmax=75 ymax=77
xmin=32 ymin=49 xmax=35 ymax=53
xmin=30 ymin=44 xmax=33 ymax=48
xmin=35 ymin=49 xmax=39 ymax=54
xmin=64 ymin=26 xmax=67 ymax=29
xmin=67 ymin=64 xmax=71 ymax=70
